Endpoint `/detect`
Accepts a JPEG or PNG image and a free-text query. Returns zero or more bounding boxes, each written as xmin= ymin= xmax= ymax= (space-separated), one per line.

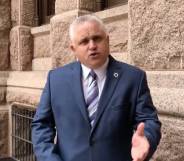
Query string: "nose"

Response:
xmin=89 ymin=40 xmax=97 ymax=50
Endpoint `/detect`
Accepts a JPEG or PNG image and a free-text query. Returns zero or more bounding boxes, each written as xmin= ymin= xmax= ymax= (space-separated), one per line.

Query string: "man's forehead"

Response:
xmin=76 ymin=21 xmax=101 ymax=31
xmin=70 ymin=21 xmax=107 ymax=43
xmin=76 ymin=31 xmax=104 ymax=43
xmin=75 ymin=22 xmax=104 ymax=36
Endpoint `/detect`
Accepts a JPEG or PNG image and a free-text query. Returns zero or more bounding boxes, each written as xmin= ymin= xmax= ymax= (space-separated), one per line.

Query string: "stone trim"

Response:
xmin=31 ymin=24 xmax=50 ymax=37
xmin=95 ymin=4 xmax=128 ymax=22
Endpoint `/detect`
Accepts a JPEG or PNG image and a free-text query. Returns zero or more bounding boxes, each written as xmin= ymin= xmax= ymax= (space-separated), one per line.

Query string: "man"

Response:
xmin=32 ymin=15 xmax=161 ymax=161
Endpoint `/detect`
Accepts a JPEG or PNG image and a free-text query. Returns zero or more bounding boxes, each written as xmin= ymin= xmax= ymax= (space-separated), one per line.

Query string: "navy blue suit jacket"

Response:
xmin=32 ymin=56 xmax=161 ymax=161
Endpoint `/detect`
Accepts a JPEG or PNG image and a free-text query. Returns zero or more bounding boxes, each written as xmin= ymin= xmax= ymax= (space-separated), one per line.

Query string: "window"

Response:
xmin=34 ymin=0 xmax=55 ymax=26
xmin=95 ymin=0 xmax=128 ymax=11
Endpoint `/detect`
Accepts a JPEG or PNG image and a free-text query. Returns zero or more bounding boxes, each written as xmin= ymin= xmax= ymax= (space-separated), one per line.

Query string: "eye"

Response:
xmin=92 ymin=36 xmax=103 ymax=43
xmin=79 ymin=38 xmax=89 ymax=45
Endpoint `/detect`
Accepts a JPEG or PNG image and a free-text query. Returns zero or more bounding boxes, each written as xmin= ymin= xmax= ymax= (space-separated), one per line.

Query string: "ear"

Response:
xmin=70 ymin=42 xmax=75 ymax=53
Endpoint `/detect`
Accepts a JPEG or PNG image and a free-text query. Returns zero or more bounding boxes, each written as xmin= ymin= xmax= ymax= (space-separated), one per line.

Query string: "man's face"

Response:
xmin=70 ymin=21 xmax=109 ymax=69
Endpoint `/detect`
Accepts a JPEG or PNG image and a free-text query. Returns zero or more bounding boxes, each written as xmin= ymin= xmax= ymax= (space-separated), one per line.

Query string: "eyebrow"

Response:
xmin=79 ymin=34 xmax=104 ymax=41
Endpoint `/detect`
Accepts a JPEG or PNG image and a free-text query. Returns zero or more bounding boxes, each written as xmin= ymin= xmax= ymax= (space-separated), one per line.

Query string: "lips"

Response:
xmin=89 ymin=52 xmax=99 ymax=57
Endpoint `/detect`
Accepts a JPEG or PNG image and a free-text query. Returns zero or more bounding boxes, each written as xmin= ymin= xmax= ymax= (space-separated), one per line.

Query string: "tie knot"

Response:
xmin=89 ymin=70 xmax=97 ymax=80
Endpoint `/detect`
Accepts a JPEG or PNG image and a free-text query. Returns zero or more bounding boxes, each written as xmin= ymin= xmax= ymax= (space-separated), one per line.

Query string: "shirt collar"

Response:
xmin=81 ymin=58 xmax=109 ymax=81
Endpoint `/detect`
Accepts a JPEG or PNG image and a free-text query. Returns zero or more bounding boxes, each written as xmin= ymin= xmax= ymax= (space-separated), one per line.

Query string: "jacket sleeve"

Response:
xmin=31 ymin=71 xmax=63 ymax=161
xmin=134 ymin=71 xmax=161 ymax=160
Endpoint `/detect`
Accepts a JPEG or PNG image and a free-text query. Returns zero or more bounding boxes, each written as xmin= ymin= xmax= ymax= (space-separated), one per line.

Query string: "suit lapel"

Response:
xmin=91 ymin=56 xmax=122 ymax=133
xmin=69 ymin=57 xmax=123 ymax=132
xmin=70 ymin=62 xmax=90 ymax=127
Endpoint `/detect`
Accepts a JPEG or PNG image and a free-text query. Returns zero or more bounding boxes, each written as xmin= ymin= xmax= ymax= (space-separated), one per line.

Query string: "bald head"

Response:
xmin=69 ymin=15 xmax=107 ymax=41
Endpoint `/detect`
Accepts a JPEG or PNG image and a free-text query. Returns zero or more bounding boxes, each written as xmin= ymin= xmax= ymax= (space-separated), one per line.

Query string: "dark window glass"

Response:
xmin=95 ymin=0 xmax=128 ymax=11
xmin=35 ymin=0 xmax=55 ymax=26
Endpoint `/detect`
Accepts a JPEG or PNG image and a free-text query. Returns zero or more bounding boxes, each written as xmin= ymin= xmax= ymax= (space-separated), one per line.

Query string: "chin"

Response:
xmin=90 ymin=63 xmax=103 ymax=69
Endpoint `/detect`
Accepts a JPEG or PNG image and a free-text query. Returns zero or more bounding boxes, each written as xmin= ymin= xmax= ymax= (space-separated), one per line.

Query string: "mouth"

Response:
xmin=89 ymin=52 xmax=99 ymax=58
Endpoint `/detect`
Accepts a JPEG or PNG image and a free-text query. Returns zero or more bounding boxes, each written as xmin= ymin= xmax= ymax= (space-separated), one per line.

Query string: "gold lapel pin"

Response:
xmin=113 ymin=72 xmax=118 ymax=78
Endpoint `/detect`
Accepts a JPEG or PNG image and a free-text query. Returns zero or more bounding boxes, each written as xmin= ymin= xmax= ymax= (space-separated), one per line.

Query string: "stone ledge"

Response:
xmin=0 ymin=105 xmax=9 ymax=111
xmin=31 ymin=24 xmax=50 ymax=37
xmin=6 ymin=87 xmax=42 ymax=106
xmin=52 ymin=10 xmax=91 ymax=20
xmin=95 ymin=4 xmax=128 ymax=22
xmin=151 ymin=87 xmax=184 ymax=115
xmin=0 ymin=72 xmax=9 ymax=77
xmin=146 ymin=71 xmax=184 ymax=117
xmin=146 ymin=71 xmax=184 ymax=88
xmin=7 ymin=71 xmax=48 ymax=89
xmin=53 ymin=5 xmax=128 ymax=24
xmin=32 ymin=58 xmax=52 ymax=71
xmin=6 ymin=71 xmax=47 ymax=105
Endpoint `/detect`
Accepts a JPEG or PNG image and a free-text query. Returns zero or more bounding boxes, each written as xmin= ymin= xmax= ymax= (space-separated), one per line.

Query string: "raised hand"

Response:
xmin=131 ymin=122 xmax=150 ymax=161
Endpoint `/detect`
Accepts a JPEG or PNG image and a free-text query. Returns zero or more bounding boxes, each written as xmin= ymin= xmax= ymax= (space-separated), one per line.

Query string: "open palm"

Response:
xmin=131 ymin=123 xmax=150 ymax=161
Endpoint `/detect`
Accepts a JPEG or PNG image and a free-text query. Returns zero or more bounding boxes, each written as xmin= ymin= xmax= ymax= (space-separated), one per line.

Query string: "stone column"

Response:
xmin=51 ymin=0 xmax=95 ymax=68
xmin=10 ymin=0 xmax=34 ymax=70
xmin=129 ymin=0 xmax=184 ymax=70
xmin=0 ymin=0 xmax=11 ymax=70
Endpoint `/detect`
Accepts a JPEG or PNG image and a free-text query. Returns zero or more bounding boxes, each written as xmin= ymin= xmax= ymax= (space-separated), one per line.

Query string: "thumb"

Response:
xmin=136 ymin=122 xmax=145 ymax=136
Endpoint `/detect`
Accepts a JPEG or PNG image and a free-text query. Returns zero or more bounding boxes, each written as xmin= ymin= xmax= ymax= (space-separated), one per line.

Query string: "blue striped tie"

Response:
xmin=86 ymin=70 xmax=99 ymax=127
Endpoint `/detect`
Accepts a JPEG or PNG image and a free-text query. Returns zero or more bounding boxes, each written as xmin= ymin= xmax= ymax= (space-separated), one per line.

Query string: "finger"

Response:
xmin=133 ymin=157 xmax=141 ymax=161
xmin=133 ymin=154 xmax=146 ymax=161
xmin=136 ymin=122 xmax=145 ymax=136
xmin=133 ymin=154 xmax=147 ymax=161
